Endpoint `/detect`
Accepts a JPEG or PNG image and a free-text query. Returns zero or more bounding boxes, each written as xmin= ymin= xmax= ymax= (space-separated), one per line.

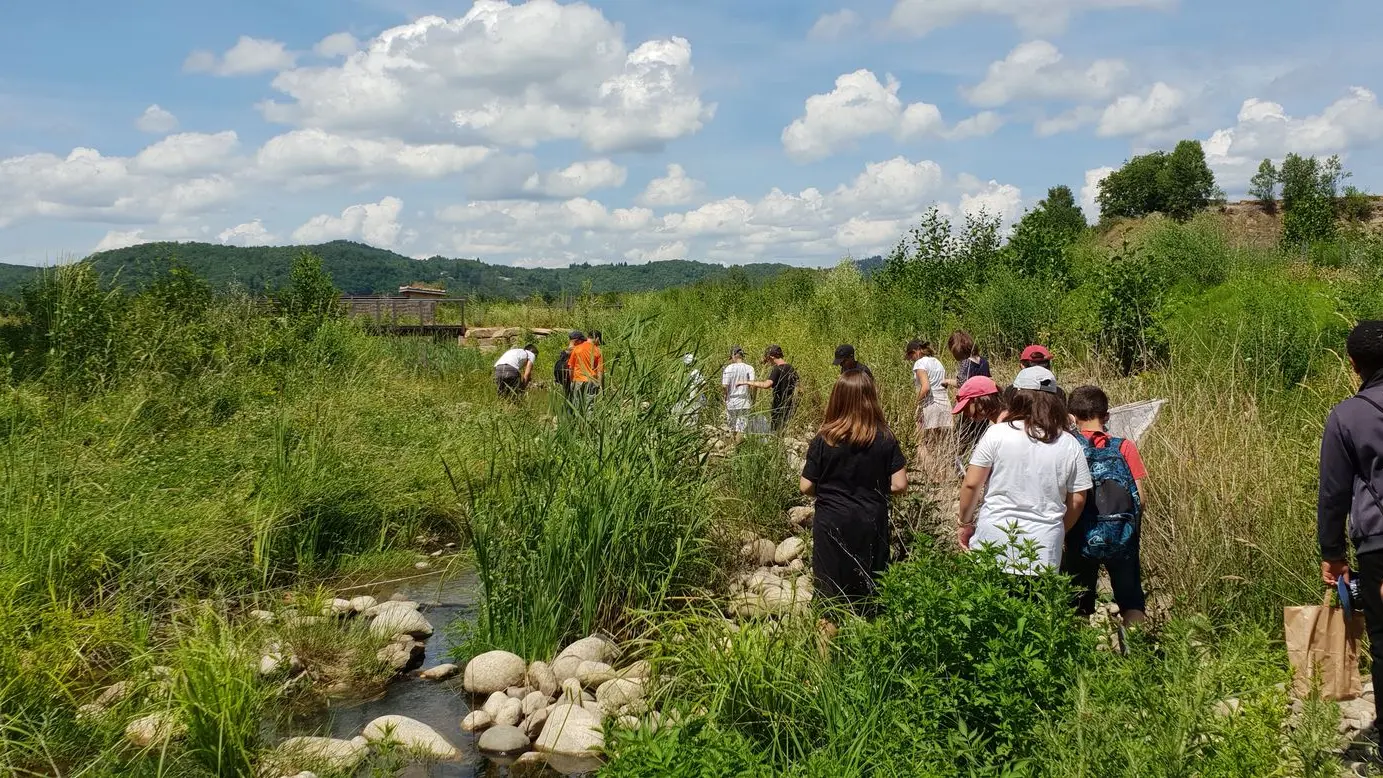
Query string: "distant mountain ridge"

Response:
xmin=0 ymin=241 xmax=805 ymax=299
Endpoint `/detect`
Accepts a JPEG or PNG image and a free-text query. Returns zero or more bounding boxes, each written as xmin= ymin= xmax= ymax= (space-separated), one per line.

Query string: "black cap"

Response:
xmin=569 ymin=330 xmax=585 ymax=341
xmin=729 ymin=345 xmax=745 ymax=358
xmin=833 ymin=344 xmax=855 ymax=365
xmin=764 ymin=344 xmax=784 ymax=360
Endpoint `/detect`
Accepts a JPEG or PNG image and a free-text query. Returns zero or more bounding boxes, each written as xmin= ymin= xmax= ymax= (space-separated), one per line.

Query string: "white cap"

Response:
xmin=1012 ymin=366 xmax=1060 ymax=394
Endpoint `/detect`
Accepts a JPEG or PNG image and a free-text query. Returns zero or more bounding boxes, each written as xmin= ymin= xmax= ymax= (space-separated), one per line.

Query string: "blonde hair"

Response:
xmin=820 ymin=370 xmax=892 ymax=447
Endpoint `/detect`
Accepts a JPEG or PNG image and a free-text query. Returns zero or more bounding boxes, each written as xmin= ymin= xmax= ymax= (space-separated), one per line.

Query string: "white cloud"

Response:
xmin=253 ymin=129 xmax=491 ymax=182
xmin=521 ymin=159 xmax=627 ymax=198
xmin=135 ymin=104 xmax=180 ymax=134
xmin=807 ymin=9 xmax=861 ymax=41
xmin=293 ymin=197 xmax=406 ymax=248
xmin=637 ymin=163 xmax=704 ymax=207
xmin=944 ymin=111 xmax=1004 ymax=140
xmin=963 ymin=41 xmax=1126 ymax=108
xmin=313 ymin=32 xmax=359 ymax=58
xmin=887 ymin=0 xmax=1175 ymax=37
xmin=960 ymin=179 xmax=1024 ymax=225
xmin=133 ymin=131 xmax=240 ymax=175
xmin=218 ymin=219 xmax=276 ymax=246
xmin=1097 ymin=82 xmax=1185 ymax=137
xmin=184 ymin=36 xmax=296 ymax=76
xmin=624 ymin=241 xmax=688 ymax=262
xmin=260 ymin=3 xmax=713 ymax=153
xmin=1080 ymin=166 xmax=1114 ymax=220
xmin=93 ymin=229 xmax=151 ymax=253
xmin=1035 ymin=106 xmax=1101 ymax=137
xmin=781 ymin=70 xmax=944 ymax=162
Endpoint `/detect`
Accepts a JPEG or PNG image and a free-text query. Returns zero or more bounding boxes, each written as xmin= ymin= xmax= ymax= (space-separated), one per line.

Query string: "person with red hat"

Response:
xmin=951 ymin=375 xmax=1005 ymax=454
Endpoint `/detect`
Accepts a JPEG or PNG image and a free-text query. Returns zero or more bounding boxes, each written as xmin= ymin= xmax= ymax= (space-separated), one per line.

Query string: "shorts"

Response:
xmin=495 ymin=366 xmax=523 ymax=397
xmin=726 ymin=407 xmax=750 ymax=433
xmin=918 ymin=402 xmax=953 ymax=430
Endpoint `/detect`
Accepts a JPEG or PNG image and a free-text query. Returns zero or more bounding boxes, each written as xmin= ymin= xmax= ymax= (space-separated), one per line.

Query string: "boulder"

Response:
xmin=496 ymin=698 xmax=523 ymax=727
xmin=576 ymin=661 xmax=616 ymax=688
xmin=551 ymin=655 xmax=583 ymax=683
xmin=478 ymin=725 xmax=530 ymax=756
xmin=556 ymin=636 xmax=614 ymax=665
xmin=506 ymin=685 xmax=532 ymax=699
xmin=527 ymin=660 xmax=559 ymax=697
xmin=522 ymin=690 xmax=549 ymax=716
xmin=596 ymin=678 xmax=646 ymax=714
xmin=483 ymin=691 xmax=510 ymax=718
xmin=774 ymin=537 xmax=806 ymax=565
xmin=361 ymin=715 xmax=460 ymax=761
xmin=124 ymin=712 xmax=184 ymax=747
xmin=462 ymin=710 xmax=494 ymax=732
xmin=348 ymin=595 xmax=378 ymax=614
xmin=740 ymin=539 xmax=776 ymax=566
xmin=419 ymin=663 xmax=458 ymax=681
xmin=523 ymin=706 xmax=550 ymax=739
xmin=368 ymin=603 xmax=433 ymax=639
xmin=560 ymin=678 xmax=584 ymax=702
xmin=272 ymin=736 xmax=369 ymax=772
xmin=463 ymin=651 xmax=527 ymax=695
xmin=788 ymin=506 xmax=815 ymax=529
xmin=619 ymin=660 xmax=651 ymax=679
xmin=376 ymin=638 xmax=425 ymax=673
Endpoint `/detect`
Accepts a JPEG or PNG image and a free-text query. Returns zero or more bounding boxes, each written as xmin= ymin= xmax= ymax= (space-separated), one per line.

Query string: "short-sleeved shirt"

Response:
xmin=957 ymin=356 xmax=991 ymax=385
xmin=767 ymin=363 xmax=799 ymax=412
xmin=721 ymin=362 xmax=755 ymax=410
xmin=1080 ymin=429 xmax=1147 ymax=481
xmin=568 ymin=341 xmax=603 ymax=383
xmin=840 ymin=362 xmax=873 ymax=379
xmin=495 ymin=348 xmax=533 ymax=371
xmin=803 ymin=431 xmax=906 ymax=526
xmin=969 ymin=422 xmax=1093 ymax=574
xmin=912 ymin=356 xmax=948 ymax=406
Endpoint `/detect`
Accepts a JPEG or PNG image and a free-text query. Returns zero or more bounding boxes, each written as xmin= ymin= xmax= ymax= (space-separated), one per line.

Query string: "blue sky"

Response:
xmin=3 ymin=0 xmax=1382 ymax=267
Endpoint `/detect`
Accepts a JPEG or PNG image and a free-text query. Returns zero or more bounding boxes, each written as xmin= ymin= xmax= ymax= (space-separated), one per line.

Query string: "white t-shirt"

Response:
xmin=969 ymin=421 xmax=1093 ymax=574
xmin=721 ymin=362 xmax=756 ymax=411
xmin=913 ymin=356 xmax=948 ymax=406
xmin=494 ymin=348 xmax=533 ymax=371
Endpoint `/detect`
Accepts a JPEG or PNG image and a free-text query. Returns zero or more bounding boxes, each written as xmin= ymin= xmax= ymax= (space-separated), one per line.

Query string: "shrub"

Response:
xmin=1144 ymin=214 xmax=1231 ymax=288
xmin=605 ymin=719 xmax=774 ymax=778
xmin=961 ymin=266 xmax=1060 ymax=357
xmin=1093 ymin=245 xmax=1169 ymax=375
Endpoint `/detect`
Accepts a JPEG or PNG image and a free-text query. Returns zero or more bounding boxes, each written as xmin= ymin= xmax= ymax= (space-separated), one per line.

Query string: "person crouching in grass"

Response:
xmin=494 ymin=343 xmax=537 ymax=399
xmin=801 ymin=370 xmax=908 ymax=639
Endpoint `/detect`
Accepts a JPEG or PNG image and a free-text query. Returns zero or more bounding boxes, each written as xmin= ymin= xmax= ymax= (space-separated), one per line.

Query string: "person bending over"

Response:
xmin=494 ymin=343 xmax=537 ymax=399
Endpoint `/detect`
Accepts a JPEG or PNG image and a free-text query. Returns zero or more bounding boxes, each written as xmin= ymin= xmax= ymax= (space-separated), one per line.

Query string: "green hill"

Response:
xmin=0 ymin=241 xmax=800 ymax=299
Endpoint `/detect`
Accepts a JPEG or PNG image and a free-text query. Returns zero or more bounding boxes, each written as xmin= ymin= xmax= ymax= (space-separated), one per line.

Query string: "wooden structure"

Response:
xmin=340 ymin=289 xmax=467 ymax=338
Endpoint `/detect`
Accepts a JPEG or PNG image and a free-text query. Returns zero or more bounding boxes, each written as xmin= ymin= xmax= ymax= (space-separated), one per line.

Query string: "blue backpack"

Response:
xmin=1076 ymin=432 xmax=1141 ymax=561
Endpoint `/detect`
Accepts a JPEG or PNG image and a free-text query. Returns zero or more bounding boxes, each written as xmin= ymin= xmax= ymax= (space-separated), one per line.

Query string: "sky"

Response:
xmin=3 ymin=0 xmax=1383 ymax=268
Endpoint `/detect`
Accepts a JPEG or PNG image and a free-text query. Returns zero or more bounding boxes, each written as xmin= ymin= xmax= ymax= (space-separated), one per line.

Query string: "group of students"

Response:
xmin=491 ymin=330 xmax=605 ymax=400
xmin=799 ymin=334 xmax=1151 ymax=629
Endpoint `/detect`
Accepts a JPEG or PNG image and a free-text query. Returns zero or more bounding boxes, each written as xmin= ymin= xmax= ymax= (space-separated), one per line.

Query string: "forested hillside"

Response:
xmin=0 ymin=240 xmax=798 ymax=299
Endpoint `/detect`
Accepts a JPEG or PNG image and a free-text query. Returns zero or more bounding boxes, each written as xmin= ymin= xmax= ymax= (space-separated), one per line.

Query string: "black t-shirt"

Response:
xmin=555 ymin=349 xmax=573 ymax=384
xmin=803 ymin=431 xmax=905 ymax=524
xmin=768 ymin=362 xmax=798 ymax=411
xmin=840 ymin=362 xmax=873 ymax=379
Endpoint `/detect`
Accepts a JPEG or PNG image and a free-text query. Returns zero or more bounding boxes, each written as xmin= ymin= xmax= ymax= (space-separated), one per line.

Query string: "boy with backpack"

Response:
xmin=1062 ymin=385 xmax=1149 ymax=626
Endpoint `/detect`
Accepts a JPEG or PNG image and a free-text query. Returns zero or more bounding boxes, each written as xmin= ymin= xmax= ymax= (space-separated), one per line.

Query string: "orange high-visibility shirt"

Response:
xmin=567 ymin=341 xmax=603 ymax=383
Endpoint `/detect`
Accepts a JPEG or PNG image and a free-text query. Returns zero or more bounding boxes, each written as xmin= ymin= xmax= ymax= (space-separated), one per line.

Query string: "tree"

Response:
xmin=279 ymin=252 xmax=341 ymax=320
xmin=1026 ymin=185 xmax=1088 ymax=243
xmin=1158 ymin=140 xmax=1217 ymax=222
xmin=1248 ymin=159 xmax=1278 ymax=212
xmin=1097 ymin=152 xmax=1168 ymax=221
xmin=1280 ymin=153 xmax=1340 ymax=246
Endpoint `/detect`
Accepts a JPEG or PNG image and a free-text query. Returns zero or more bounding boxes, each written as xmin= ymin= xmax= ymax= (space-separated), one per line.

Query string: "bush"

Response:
xmin=1144 ymin=214 xmax=1231 ymax=288
xmin=605 ymin=719 xmax=774 ymax=778
xmin=961 ymin=267 xmax=1060 ymax=357
xmin=1093 ymin=245 xmax=1169 ymax=375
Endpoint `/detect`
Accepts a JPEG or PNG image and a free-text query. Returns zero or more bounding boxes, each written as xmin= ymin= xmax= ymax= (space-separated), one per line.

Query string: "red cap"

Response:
xmin=1020 ymin=344 xmax=1052 ymax=362
xmin=951 ymin=376 xmax=1000 ymax=415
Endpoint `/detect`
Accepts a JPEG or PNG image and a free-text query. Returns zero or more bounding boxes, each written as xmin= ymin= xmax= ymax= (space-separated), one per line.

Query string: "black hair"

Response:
xmin=1067 ymin=385 xmax=1110 ymax=421
xmin=1348 ymin=321 xmax=1383 ymax=378
xmin=590 ymin=330 xmax=603 ymax=342
xmin=906 ymin=339 xmax=933 ymax=357
xmin=524 ymin=343 xmax=538 ymax=353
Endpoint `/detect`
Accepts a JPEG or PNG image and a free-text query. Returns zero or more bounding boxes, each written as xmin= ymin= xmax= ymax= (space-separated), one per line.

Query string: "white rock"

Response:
xmin=273 ymin=736 xmax=369 ymax=772
xmin=560 ymin=678 xmax=584 ymax=702
xmin=76 ymin=703 xmax=107 ymax=722
xmin=324 ymin=598 xmax=354 ymax=617
xmin=478 ymin=724 xmax=530 ymax=755
xmin=348 ymin=595 xmax=377 ymax=614
xmin=551 ymin=655 xmax=583 ymax=683
xmin=788 ymin=559 xmax=805 ymax=572
xmin=576 ymin=661 xmax=616 ymax=688
xmin=463 ymin=651 xmax=527 ymax=694
xmin=376 ymin=639 xmax=424 ymax=673
xmin=527 ymin=661 xmax=559 ymax=697
xmin=523 ymin=691 xmax=549 ymax=716
xmin=496 ymin=698 xmax=523 ymax=727
xmin=506 ymin=685 xmax=532 ymax=699
xmin=364 ymin=600 xmax=416 ymax=618
xmin=96 ymin=681 xmax=132 ymax=707
xmin=619 ymin=660 xmax=651 ymax=679
xmin=556 ymin=636 xmax=614 ymax=665
xmin=124 ymin=712 xmax=183 ymax=747
xmin=788 ymin=506 xmax=815 ymax=528
xmin=774 ymin=537 xmax=806 ymax=565
xmin=430 ymin=550 xmax=445 ymax=558
xmin=249 ymin=609 xmax=276 ymax=623
xmin=419 ymin=663 xmax=458 ymax=681
xmin=523 ymin=706 xmax=550 ymax=739
xmin=415 ymin=561 xmax=431 ymax=570
xmin=740 ymin=539 xmax=776 ymax=566
xmin=596 ymin=678 xmax=646 ymax=714
xmin=581 ymin=700 xmax=604 ymax=717
xmin=260 ymin=653 xmax=285 ymax=676
xmin=462 ymin=710 xmax=494 ymax=732
xmin=369 ymin=602 xmax=433 ymax=639
xmin=361 ymin=715 xmax=460 ymax=761
xmin=483 ymin=691 xmax=510 ymax=718
xmin=1211 ymin=698 xmax=1241 ymax=718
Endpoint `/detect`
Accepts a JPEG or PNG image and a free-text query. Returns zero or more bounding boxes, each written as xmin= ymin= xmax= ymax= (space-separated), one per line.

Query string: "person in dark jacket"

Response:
xmin=1320 ymin=320 xmax=1383 ymax=733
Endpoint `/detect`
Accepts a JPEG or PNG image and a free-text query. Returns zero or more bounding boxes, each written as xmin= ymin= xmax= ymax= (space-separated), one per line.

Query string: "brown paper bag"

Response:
xmin=1284 ymin=592 xmax=1365 ymax=701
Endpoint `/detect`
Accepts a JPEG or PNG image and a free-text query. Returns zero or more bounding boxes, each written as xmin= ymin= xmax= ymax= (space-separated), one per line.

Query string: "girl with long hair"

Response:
xmin=800 ymin=371 xmax=908 ymax=611
xmin=956 ymin=367 xmax=1092 ymax=575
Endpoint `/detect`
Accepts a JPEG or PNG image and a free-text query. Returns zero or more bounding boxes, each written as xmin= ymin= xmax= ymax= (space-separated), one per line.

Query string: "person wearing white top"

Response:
xmin=493 ymin=344 xmax=537 ymax=398
xmin=957 ymin=367 xmax=1092 ymax=575
xmin=673 ymin=353 xmax=706 ymax=424
xmin=907 ymin=339 xmax=953 ymax=480
xmin=721 ymin=346 xmax=756 ymax=440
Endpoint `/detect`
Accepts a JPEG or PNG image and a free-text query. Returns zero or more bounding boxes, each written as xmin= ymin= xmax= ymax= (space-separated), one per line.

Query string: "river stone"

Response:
xmin=463 ymin=651 xmax=527 ymax=694
xmin=527 ymin=661 xmax=559 ymax=697
xmin=361 ymin=715 xmax=460 ymax=761
xmin=274 ymin=736 xmax=369 ymax=772
xmin=617 ymin=660 xmax=651 ymax=680
xmin=788 ymin=506 xmax=815 ymax=529
xmin=364 ymin=600 xmax=417 ymax=618
xmin=415 ymin=561 xmax=431 ymax=570
xmin=478 ymin=725 xmax=530 ymax=756
xmin=496 ymin=698 xmax=523 ymax=727
xmin=576 ymin=661 xmax=616 ymax=688
xmin=324 ymin=598 xmax=354 ymax=617
xmin=774 ymin=537 xmax=806 ymax=565
xmin=348 ymin=595 xmax=377 ymax=614
xmin=551 ymin=655 xmax=583 ymax=683
xmin=556 ymin=636 xmax=612 ymax=664
xmin=483 ymin=691 xmax=510 ymax=718
xmin=580 ymin=700 xmax=604 ymax=717
xmin=282 ymin=615 xmax=328 ymax=629
xmin=740 ymin=539 xmax=776 ymax=566
xmin=124 ymin=712 xmax=184 ymax=747
xmin=96 ymin=681 xmax=132 ymax=707
xmin=377 ymin=639 xmax=425 ymax=673
xmin=260 ymin=652 xmax=286 ymax=675
xmin=462 ymin=710 xmax=493 ymax=732
xmin=788 ymin=558 xmax=805 ymax=572
xmin=596 ymin=678 xmax=646 ymax=713
xmin=76 ymin=703 xmax=107 ymax=722
xmin=369 ymin=603 xmax=433 ymax=639
xmin=419 ymin=663 xmax=458 ymax=681
xmin=506 ymin=685 xmax=532 ymax=699
xmin=560 ymin=677 xmax=583 ymax=702
xmin=522 ymin=691 xmax=549 ymax=716
xmin=523 ymin=706 xmax=549 ymax=739
xmin=250 ymin=609 xmax=276 ymax=623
